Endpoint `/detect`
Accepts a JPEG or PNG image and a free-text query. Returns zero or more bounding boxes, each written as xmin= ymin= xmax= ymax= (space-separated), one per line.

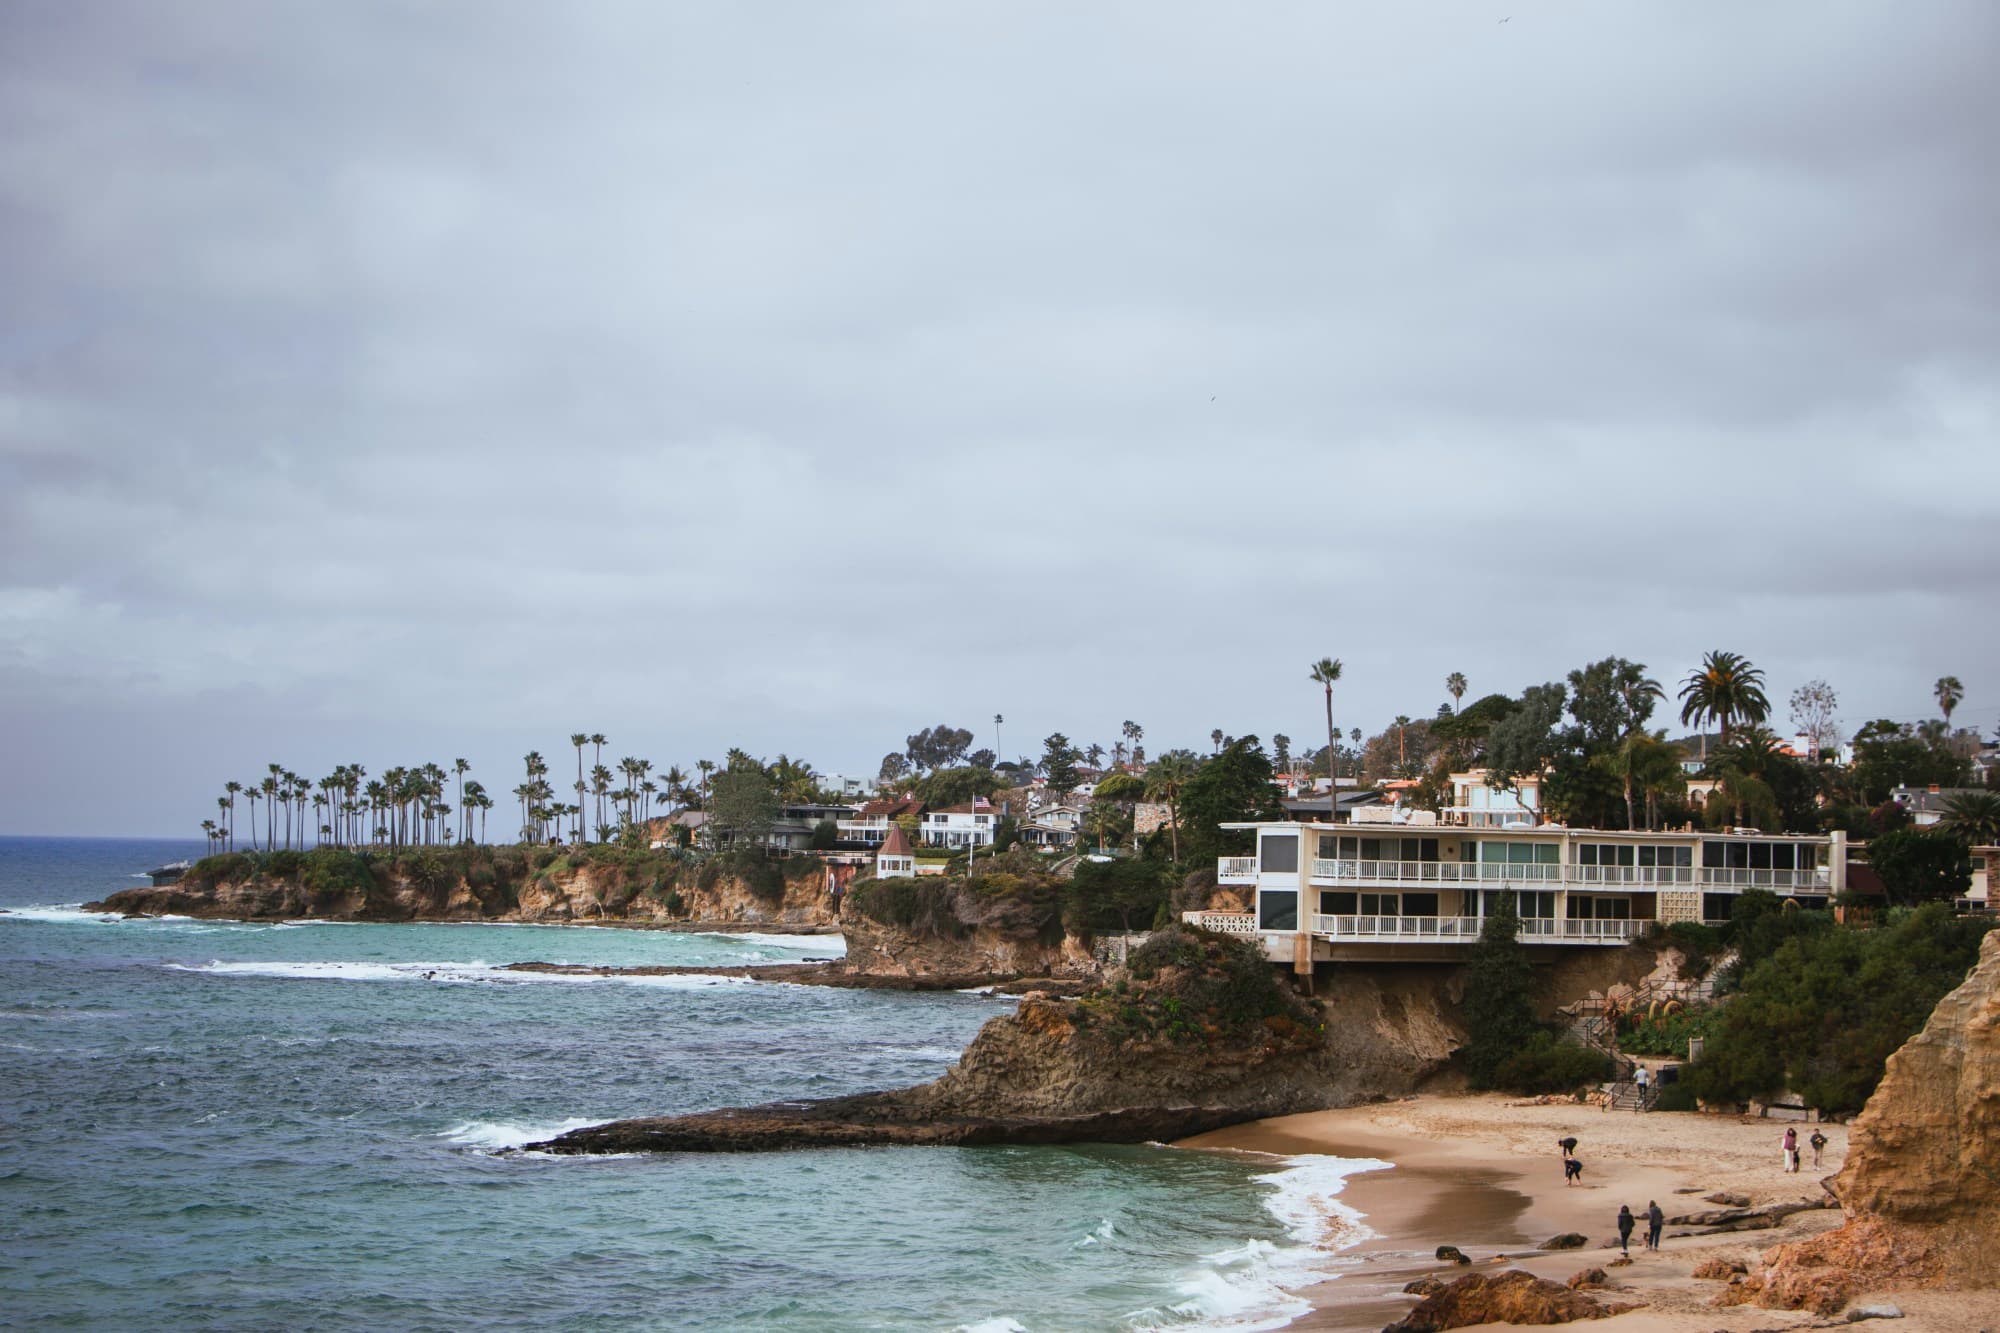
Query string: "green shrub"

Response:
xmin=1081 ymin=925 xmax=1320 ymax=1048
xmin=1066 ymin=858 xmax=1170 ymax=935
xmin=188 ymin=853 xmax=251 ymax=887
xmin=301 ymin=848 xmax=375 ymax=899
xmin=262 ymin=849 xmax=304 ymax=878
xmin=1651 ymin=922 xmax=1727 ymax=980
xmin=1686 ymin=903 xmax=1995 ymax=1114
xmin=845 ymin=878 xmax=967 ymax=939
xmin=1618 ymin=1004 xmax=1717 ymax=1058
xmin=1489 ymin=1032 xmax=1613 ymax=1095
xmin=1653 ymin=1082 xmax=1697 ymax=1112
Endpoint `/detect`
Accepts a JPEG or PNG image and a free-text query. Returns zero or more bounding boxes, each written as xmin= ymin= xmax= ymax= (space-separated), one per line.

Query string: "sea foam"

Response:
xmin=164 ymin=960 xmax=762 ymax=989
xmin=1144 ymin=1152 xmax=1389 ymax=1332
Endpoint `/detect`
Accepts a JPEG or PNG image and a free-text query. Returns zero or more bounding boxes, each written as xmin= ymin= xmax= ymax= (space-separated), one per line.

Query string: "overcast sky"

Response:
xmin=3 ymin=1 xmax=1996 ymax=837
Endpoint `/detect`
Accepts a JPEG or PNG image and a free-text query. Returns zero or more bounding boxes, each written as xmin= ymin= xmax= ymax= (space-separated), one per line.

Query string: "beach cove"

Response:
xmin=1186 ymin=1095 xmax=1994 ymax=1332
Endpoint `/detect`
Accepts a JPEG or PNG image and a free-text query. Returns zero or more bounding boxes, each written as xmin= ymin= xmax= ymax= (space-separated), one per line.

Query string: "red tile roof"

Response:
xmin=879 ymin=824 xmax=911 ymax=857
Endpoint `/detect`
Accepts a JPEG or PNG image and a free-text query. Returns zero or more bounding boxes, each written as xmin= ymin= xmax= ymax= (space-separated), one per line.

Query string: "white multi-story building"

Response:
xmin=921 ymin=799 xmax=998 ymax=849
xmin=1195 ymin=821 xmax=1846 ymax=964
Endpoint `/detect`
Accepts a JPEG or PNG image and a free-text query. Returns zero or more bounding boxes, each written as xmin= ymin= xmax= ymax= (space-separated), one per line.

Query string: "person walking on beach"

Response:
xmin=1782 ymin=1126 xmax=1799 ymax=1172
xmin=1633 ymin=1064 xmax=1649 ymax=1109
xmin=1645 ymin=1200 xmax=1664 ymax=1250
xmin=1809 ymin=1128 xmax=1828 ymax=1168
xmin=1616 ymin=1204 xmax=1634 ymax=1255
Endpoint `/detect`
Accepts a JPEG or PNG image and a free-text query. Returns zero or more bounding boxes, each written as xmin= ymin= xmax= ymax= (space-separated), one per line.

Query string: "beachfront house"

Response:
xmin=837 ymin=796 xmax=926 ymax=849
xmin=921 ymin=798 xmax=997 ymax=850
xmin=1020 ymin=803 xmax=1083 ymax=849
xmin=1194 ymin=819 xmax=1846 ymax=964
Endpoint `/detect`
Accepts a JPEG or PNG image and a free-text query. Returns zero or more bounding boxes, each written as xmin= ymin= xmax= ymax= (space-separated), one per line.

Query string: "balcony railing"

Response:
xmin=1310 ymin=914 xmax=1638 ymax=944
xmin=1300 ymin=859 xmax=1826 ymax=891
xmin=1217 ymin=857 xmax=1257 ymax=883
xmin=1310 ymin=859 xmax=1561 ymax=884
xmin=1314 ymin=913 xmax=1484 ymax=939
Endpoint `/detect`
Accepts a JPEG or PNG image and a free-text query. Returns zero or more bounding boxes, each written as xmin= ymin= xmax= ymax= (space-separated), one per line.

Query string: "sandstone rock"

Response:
xmin=1845 ymin=1304 xmax=1904 ymax=1322
xmin=1541 ymin=1233 xmax=1589 ymax=1250
xmin=1435 ymin=1245 xmax=1470 ymax=1264
xmin=1757 ymin=930 xmax=2000 ymax=1308
xmin=1402 ymin=1276 xmax=1446 ymax=1296
xmin=1565 ymin=1267 xmax=1606 ymax=1289
xmin=1382 ymin=1270 xmax=1637 ymax=1331
xmin=1606 ymin=1255 xmax=1632 ymax=1268
xmin=1692 ymin=1257 xmax=1749 ymax=1280
xmin=1705 ymin=1191 xmax=1752 ymax=1207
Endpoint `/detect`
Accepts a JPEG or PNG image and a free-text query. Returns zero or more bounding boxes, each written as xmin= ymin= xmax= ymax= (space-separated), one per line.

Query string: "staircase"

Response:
xmin=1565 ymin=973 xmax=1717 ymax=1106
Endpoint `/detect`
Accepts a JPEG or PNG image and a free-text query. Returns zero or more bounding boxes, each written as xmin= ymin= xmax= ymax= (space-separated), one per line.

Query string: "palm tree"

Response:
xmin=1144 ymin=751 xmax=1197 ymax=861
xmin=1393 ymin=715 xmax=1411 ymax=772
xmin=1677 ymin=651 xmax=1770 ymax=756
xmin=1938 ymin=790 xmax=2000 ymax=845
xmin=224 ymin=781 xmax=241 ymax=851
xmin=1935 ymin=676 xmax=1964 ymax=727
xmin=1210 ymin=728 xmax=1224 ymax=755
xmin=1309 ymin=657 xmax=1343 ymax=818
xmin=1446 ymin=671 xmax=1467 ymax=713
xmin=569 ymin=734 xmax=589 ymax=839
xmin=1121 ymin=721 xmax=1143 ymax=770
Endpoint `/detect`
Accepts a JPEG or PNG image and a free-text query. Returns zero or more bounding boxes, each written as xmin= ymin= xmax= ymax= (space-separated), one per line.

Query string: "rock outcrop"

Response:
xmin=534 ymin=925 xmax=1460 ymax=1155
xmin=1746 ymin=928 xmax=2000 ymax=1312
xmin=1382 ymin=1270 xmax=1638 ymax=1331
xmin=88 ymin=846 xmax=839 ymax=928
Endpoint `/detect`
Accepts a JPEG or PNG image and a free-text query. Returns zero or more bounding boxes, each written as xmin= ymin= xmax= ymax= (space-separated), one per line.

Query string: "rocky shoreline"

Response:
xmin=499 ymin=960 xmax=1093 ymax=996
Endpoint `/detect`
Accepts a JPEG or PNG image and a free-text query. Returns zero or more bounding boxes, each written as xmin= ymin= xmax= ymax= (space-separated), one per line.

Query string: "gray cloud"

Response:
xmin=2 ymin=1 xmax=1996 ymax=834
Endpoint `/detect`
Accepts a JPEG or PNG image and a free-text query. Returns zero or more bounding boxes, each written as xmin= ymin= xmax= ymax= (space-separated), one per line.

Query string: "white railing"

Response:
xmin=1217 ymin=857 xmax=1257 ymax=883
xmin=1309 ymin=914 xmax=1636 ymax=944
xmin=1571 ymin=865 xmax=1697 ymax=885
xmin=1314 ymin=914 xmax=1486 ymax=939
xmin=1183 ymin=910 xmax=1259 ymax=936
xmin=1310 ymin=859 xmax=1561 ymax=884
xmin=1696 ymin=867 xmax=1827 ymax=889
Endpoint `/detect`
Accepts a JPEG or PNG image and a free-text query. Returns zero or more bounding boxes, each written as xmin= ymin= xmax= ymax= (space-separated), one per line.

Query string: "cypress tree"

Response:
xmin=1463 ymin=891 xmax=1539 ymax=1088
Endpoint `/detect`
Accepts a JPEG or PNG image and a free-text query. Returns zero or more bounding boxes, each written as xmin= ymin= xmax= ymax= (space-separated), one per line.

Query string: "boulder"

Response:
xmin=1381 ymin=1270 xmax=1637 ymax=1332
xmin=1565 ymin=1267 xmax=1606 ymax=1289
xmin=1845 ymin=1304 xmax=1904 ymax=1322
xmin=1435 ymin=1245 xmax=1471 ymax=1264
xmin=1704 ymin=1191 xmax=1752 ymax=1207
xmin=1402 ymin=1276 xmax=1446 ymax=1296
xmin=1540 ymin=1233 xmax=1589 ymax=1250
xmin=1692 ymin=1257 xmax=1749 ymax=1280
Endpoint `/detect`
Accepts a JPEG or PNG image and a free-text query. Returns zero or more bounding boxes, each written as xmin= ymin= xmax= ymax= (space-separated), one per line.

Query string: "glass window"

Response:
xmin=1260 ymin=835 xmax=1298 ymax=873
xmin=1521 ymin=891 xmax=1555 ymax=919
xmin=1318 ymin=834 xmax=1340 ymax=859
xmin=1259 ymin=890 xmax=1298 ymax=931
xmin=1750 ymin=843 xmax=1772 ymax=870
xmin=1360 ymin=893 xmax=1399 ymax=915
xmin=1403 ymin=892 xmax=1439 ymax=917
xmin=1771 ymin=844 xmax=1794 ymax=870
xmin=1321 ymin=891 xmax=1357 ymax=915
xmin=1702 ymin=841 xmax=1726 ymax=869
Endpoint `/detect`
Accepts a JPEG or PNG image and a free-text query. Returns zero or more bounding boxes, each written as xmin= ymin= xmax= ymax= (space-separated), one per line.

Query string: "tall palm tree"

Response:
xmin=1935 ymin=676 xmax=1964 ymax=727
xmin=569 ymin=735 xmax=589 ymax=840
xmin=1393 ymin=715 xmax=1411 ymax=772
xmin=224 ymin=781 xmax=241 ymax=851
xmin=1144 ymin=750 xmax=1196 ymax=861
xmin=1309 ymin=657 xmax=1343 ymax=820
xmin=1446 ymin=671 xmax=1467 ymax=713
xmin=1121 ymin=721 xmax=1143 ymax=770
xmin=1210 ymin=728 xmax=1224 ymax=755
xmin=1677 ymin=651 xmax=1770 ymax=756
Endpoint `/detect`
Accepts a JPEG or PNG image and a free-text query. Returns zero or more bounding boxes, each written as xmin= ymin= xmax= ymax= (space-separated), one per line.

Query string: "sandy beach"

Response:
xmin=1180 ymin=1095 xmax=1997 ymax=1333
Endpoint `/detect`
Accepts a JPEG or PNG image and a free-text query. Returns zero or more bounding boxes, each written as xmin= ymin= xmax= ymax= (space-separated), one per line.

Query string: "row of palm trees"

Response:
xmin=199 ymin=738 xmax=707 ymax=853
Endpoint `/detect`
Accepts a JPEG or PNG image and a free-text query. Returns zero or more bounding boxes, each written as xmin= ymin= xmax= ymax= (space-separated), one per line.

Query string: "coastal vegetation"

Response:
xmin=1685 ymin=898 xmax=1995 ymax=1114
xmin=1073 ymin=926 xmax=1323 ymax=1050
xmin=1461 ymin=892 xmax=1613 ymax=1094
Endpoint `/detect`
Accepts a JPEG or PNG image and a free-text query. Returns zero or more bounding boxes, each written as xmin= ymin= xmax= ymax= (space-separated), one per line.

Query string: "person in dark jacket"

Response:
xmin=1645 ymin=1200 xmax=1664 ymax=1249
xmin=1616 ymin=1204 xmax=1635 ymax=1255
xmin=1563 ymin=1155 xmax=1584 ymax=1185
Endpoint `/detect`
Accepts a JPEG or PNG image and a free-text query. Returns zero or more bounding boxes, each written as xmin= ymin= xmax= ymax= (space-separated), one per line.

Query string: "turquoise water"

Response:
xmin=0 ymin=837 xmax=1382 ymax=1330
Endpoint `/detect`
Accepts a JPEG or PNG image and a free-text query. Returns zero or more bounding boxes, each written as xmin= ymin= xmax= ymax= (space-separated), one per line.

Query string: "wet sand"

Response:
xmin=1180 ymin=1095 xmax=1995 ymax=1332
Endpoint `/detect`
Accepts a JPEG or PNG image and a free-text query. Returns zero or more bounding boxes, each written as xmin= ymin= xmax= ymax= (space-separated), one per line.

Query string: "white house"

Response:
xmin=921 ymin=798 xmax=998 ymax=849
xmin=1446 ymin=769 xmax=1541 ymax=827
xmin=875 ymin=823 xmax=915 ymax=878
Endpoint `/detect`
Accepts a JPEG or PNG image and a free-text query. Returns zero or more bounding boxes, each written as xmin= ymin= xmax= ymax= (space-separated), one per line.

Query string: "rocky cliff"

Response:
xmin=88 ymin=846 xmax=838 ymax=928
xmin=1743 ymin=928 xmax=2000 ymax=1312
xmin=535 ymin=925 xmax=1463 ymax=1154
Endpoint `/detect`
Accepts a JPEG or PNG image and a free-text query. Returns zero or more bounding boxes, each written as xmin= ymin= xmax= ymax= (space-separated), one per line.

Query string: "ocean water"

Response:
xmin=0 ymin=837 xmax=1384 ymax=1331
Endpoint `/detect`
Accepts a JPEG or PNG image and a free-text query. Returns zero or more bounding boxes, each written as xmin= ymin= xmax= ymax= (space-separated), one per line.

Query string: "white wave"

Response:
xmin=1139 ymin=1153 xmax=1388 ymax=1332
xmin=439 ymin=1117 xmax=602 ymax=1151
xmin=163 ymin=959 xmax=763 ymax=989
xmin=697 ymin=931 xmax=847 ymax=955
xmin=0 ymin=905 xmax=122 ymax=923
xmin=954 ymin=1320 xmax=1028 ymax=1333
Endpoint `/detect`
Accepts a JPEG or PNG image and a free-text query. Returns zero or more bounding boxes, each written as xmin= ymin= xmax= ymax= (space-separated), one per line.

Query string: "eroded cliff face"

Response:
xmin=837 ymin=914 xmax=1096 ymax=980
xmin=90 ymin=850 xmax=839 ymax=929
xmin=1747 ymin=928 xmax=2000 ymax=1311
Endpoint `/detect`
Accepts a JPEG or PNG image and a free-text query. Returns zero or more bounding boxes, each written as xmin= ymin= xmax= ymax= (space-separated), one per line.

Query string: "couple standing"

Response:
xmin=1616 ymin=1201 xmax=1664 ymax=1253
